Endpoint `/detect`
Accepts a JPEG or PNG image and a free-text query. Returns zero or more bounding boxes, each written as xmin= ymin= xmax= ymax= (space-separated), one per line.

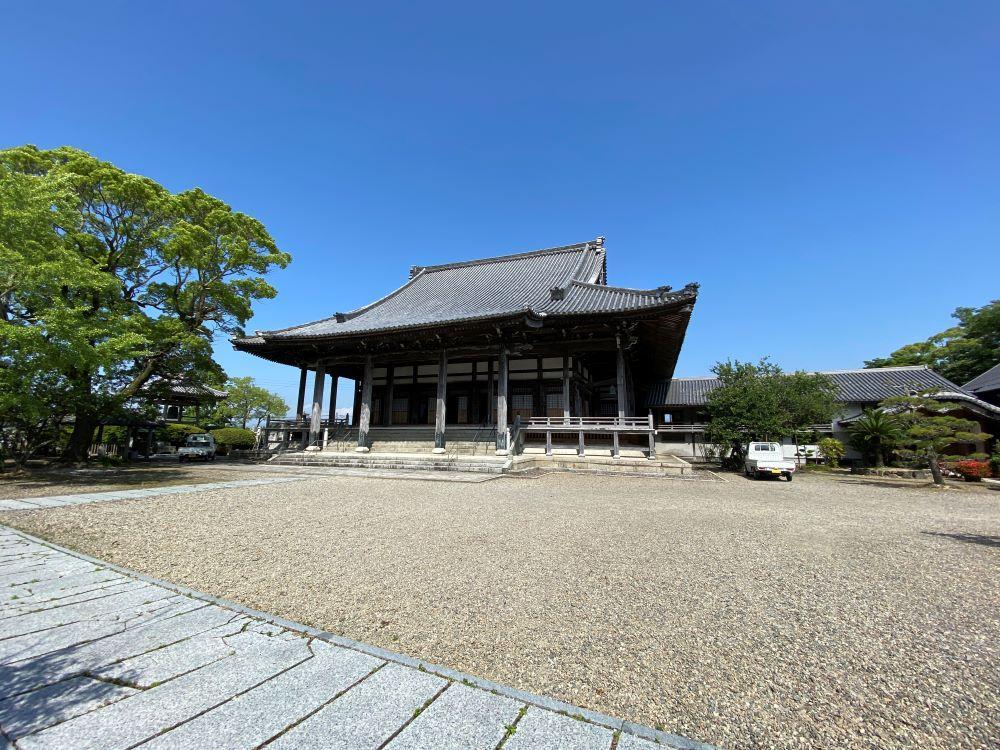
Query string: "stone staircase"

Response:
xmin=268 ymin=451 xmax=510 ymax=474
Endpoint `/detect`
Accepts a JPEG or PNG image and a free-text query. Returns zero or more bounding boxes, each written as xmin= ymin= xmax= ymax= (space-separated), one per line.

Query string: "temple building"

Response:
xmin=234 ymin=238 xmax=698 ymax=458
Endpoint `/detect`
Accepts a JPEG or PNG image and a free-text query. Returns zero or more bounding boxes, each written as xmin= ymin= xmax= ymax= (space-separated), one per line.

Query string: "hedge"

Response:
xmin=210 ymin=427 xmax=256 ymax=454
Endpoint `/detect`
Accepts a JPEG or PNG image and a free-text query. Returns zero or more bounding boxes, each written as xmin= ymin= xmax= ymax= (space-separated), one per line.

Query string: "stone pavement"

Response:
xmin=0 ymin=526 xmax=713 ymax=750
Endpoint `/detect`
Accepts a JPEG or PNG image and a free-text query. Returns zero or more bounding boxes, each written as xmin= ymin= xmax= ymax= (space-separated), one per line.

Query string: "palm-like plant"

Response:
xmin=848 ymin=409 xmax=904 ymax=467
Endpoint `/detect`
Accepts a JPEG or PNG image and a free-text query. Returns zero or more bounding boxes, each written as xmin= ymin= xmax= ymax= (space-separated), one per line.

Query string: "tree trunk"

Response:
xmin=928 ymin=450 xmax=943 ymax=485
xmin=61 ymin=412 xmax=98 ymax=463
xmin=874 ymin=445 xmax=885 ymax=468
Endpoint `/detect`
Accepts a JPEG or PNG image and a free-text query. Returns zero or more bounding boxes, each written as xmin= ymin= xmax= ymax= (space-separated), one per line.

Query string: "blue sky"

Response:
xmin=3 ymin=2 xmax=998 ymax=410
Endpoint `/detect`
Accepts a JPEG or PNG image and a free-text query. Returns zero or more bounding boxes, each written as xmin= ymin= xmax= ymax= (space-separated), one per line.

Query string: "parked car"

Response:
xmin=178 ymin=434 xmax=216 ymax=462
xmin=744 ymin=441 xmax=795 ymax=481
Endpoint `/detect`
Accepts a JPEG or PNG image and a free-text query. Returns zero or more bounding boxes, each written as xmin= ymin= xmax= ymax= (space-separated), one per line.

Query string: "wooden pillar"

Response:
xmin=615 ymin=334 xmax=627 ymax=420
xmin=648 ymin=412 xmax=657 ymax=459
xmin=487 ymin=359 xmax=495 ymax=425
xmin=295 ymin=367 xmax=308 ymax=419
xmin=328 ymin=370 xmax=339 ymax=426
xmin=352 ymin=380 xmax=362 ymax=426
xmin=434 ymin=350 xmax=448 ymax=453
xmin=356 ymin=356 xmax=374 ymax=451
xmin=383 ymin=366 xmax=394 ymax=427
xmin=496 ymin=347 xmax=509 ymax=454
xmin=471 ymin=360 xmax=479 ymax=424
xmin=308 ymin=364 xmax=326 ymax=449
xmin=562 ymin=356 xmax=571 ymax=422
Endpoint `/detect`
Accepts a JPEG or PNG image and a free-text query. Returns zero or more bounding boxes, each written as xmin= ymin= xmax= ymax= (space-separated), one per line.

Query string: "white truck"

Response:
xmin=178 ymin=434 xmax=217 ymax=462
xmin=744 ymin=442 xmax=795 ymax=481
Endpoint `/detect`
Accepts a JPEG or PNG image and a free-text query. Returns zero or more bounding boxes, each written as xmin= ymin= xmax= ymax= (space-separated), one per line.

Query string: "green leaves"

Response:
xmin=864 ymin=300 xmax=1000 ymax=385
xmin=0 ymin=144 xmax=291 ymax=460
xmin=878 ymin=390 xmax=992 ymax=481
xmin=211 ymin=376 xmax=289 ymax=429
xmin=703 ymin=358 xmax=839 ymax=467
xmin=848 ymin=409 xmax=903 ymax=467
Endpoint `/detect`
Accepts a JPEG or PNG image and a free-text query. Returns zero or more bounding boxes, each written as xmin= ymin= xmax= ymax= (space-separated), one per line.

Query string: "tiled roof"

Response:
xmin=646 ymin=377 xmax=720 ymax=407
xmin=964 ymin=362 xmax=1000 ymax=394
xmin=823 ymin=366 xmax=960 ymax=402
xmin=236 ymin=239 xmax=697 ymax=343
xmin=143 ymin=379 xmax=228 ymax=400
xmin=647 ymin=366 xmax=1000 ymax=413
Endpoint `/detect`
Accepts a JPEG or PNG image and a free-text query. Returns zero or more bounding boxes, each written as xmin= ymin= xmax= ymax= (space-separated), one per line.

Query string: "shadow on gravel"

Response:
xmin=921 ymin=531 xmax=1000 ymax=549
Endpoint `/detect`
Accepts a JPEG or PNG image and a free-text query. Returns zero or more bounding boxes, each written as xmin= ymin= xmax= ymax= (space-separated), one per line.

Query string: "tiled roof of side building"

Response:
xmin=964 ymin=362 xmax=1000 ymax=394
xmin=235 ymin=239 xmax=697 ymax=343
xmin=647 ymin=366 xmax=1000 ymax=412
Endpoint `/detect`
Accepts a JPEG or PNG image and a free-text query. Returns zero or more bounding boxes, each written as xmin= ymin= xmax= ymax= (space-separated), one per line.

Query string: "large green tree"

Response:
xmin=865 ymin=300 xmax=1000 ymax=385
xmin=703 ymin=359 xmax=839 ymax=468
xmin=0 ymin=145 xmax=290 ymax=461
xmin=212 ymin=376 xmax=289 ymax=430
xmin=879 ymin=390 xmax=990 ymax=484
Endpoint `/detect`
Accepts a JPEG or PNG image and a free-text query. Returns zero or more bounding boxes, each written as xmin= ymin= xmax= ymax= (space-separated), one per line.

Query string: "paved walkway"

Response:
xmin=0 ymin=527 xmax=710 ymax=750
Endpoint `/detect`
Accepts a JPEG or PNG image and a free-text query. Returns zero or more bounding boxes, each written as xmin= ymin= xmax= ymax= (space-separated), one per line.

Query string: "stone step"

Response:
xmin=268 ymin=454 xmax=509 ymax=474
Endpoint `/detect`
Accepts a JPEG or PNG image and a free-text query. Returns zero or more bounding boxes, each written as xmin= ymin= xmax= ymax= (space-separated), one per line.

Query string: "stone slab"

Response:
xmin=91 ymin=630 xmax=236 ymax=688
xmin=140 ymin=639 xmax=382 ymax=749
xmin=386 ymin=683 xmax=522 ymax=750
xmin=2 ymin=581 xmax=142 ymax=618
xmin=504 ymin=707 xmax=614 ymax=750
xmin=268 ymin=663 xmax=446 ymax=750
xmin=18 ymin=633 xmax=312 ymax=750
xmin=0 ymin=620 xmax=126 ymax=666
xmin=0 ymin=561 xmax=98 ymax=588
xmin=0 ymin=605 xmax=239 ymax=699
xmin=0 ymin=675 xmax=136 ymax=739
xmin=0 ymin=585 xmax=175 ymax=639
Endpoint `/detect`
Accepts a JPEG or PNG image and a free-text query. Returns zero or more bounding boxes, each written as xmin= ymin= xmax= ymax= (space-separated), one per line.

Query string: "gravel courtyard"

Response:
xmin=2 ymin=472 xmax=997 ymax=750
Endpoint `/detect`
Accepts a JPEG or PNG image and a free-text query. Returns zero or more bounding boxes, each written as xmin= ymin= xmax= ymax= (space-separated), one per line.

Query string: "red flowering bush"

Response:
xmin=953 ymin=460 xmax=991 ymax=481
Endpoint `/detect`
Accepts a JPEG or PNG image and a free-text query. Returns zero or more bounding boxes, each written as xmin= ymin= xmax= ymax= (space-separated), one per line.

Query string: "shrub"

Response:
xmin=210 ymin=427 xmax=256 ymax=455
xmin=953 ymin=460 xmax=991 ymax=482
xmin=159 ymin=423 xmax=205 ymax=447
xmin=818 ymin=437 xmax=846 ymax=469
xmin=991 ymin=447 xmax=1000 ymax=478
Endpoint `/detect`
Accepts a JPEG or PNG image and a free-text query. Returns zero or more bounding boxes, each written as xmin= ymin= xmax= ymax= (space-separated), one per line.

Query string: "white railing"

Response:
xmin=516 ymin=415 xmax=657 ymax=459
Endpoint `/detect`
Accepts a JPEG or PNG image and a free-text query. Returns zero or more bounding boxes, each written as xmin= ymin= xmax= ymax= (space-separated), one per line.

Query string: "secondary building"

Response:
xmin=649 ymin=365 xmax=1000 ymax=462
